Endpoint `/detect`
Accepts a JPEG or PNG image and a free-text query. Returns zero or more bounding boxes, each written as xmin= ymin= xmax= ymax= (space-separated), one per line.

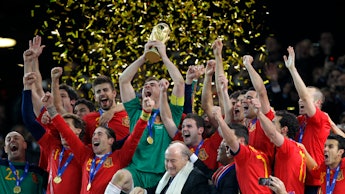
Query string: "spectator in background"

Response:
xmin=311 ymin=31 xmax=339 ymax=69
xmin=295 ymin=38 xmax=314 ymax=86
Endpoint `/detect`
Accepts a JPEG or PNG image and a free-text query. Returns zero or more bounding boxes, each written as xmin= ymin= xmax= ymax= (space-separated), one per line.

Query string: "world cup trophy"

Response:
xmin=145 ymin=23 xmax=171 ymax=64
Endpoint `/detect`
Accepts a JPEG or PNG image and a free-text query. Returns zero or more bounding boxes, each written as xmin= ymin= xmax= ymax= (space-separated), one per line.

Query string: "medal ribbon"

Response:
xmin=249 ymin=118 xmax=257 ymax=129
xmin=212 ymin=163 xmax=235 ymax=188
xmin=89 ymin=152 xmax=111 ymax=184
xmin=98 ymin=109 xmax=109 ymax=127
xmin=8 ymin=161 xmax=29 ymax=187
xmin=298 ymin=116 xmax=307 ymax=143
xmin=57 ymin=147 xmax=74 ymax=177
xmin=326 ymin=162 xmax=341 ymax=194
xmin=147 ymin=109 xmax=160 ymax=139
xmin=193 ymin=139 xmax=204 ymax=156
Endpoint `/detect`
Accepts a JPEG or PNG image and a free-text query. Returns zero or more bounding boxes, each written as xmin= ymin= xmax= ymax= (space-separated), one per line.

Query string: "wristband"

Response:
xmin=140 ymin=111 xmax=151 ymax=121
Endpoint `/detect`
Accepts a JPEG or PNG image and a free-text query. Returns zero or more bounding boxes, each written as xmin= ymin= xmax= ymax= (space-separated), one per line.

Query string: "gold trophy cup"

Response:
xmin=145 ymin=23 xmax=171 ymax=64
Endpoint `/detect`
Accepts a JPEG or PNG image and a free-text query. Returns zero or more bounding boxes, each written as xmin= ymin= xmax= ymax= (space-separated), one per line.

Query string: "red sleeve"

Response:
xmin=51 ymin=114 xmax=93 ymax=164
xmin=116 ymin=118 xmax=148 ymax=167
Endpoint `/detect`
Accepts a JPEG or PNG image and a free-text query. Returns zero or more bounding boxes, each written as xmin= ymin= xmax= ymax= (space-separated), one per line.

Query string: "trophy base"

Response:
xmin=145 ymin=49 xmax=161 ymax=64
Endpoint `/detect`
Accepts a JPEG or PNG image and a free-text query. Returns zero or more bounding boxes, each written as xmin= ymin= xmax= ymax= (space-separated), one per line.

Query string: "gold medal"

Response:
xmin=87 ymin=183 xmax=91 ymax=191
xmin=54 ymin=176 xmax=62 ymax=184
xmin=147 ymin=136 xmax=154 ymax=144
xmin=13 ymin=186 xmax=21 ymax=194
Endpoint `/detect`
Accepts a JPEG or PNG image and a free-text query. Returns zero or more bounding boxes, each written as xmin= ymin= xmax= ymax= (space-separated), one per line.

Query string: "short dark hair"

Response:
xmin=327 ymin=133 xmax=345 ymax=157
xmin=184 ymin=113 xmax=204 ymax=128
xmin=59 ymin=84 xmax=79 ymax=101
xmin=275 ymin=110 xmax=299 ymax=139
xmin=144 ymin=76 xmax=159 ymax=83
xmin=229 ymin=90 xmax=241 ymax=99
xmin=92 ymin=75 xmax=115 ymax=91
xmin=228 ymin=123 xmax=249 ymax=145
xmin=62 ymin=113 xmax=86 ymax=140
xmin=74 ymin=98 xmax=96 ymax=112
xmin=101 ymin=126 xmax=118 ymax=151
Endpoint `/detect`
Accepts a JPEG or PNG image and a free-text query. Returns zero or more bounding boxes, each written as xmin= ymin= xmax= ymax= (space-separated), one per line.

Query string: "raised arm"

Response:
xmin=327 ymin=114 xmax=345 ymax=138
xmin=159 ymin=78 xmax=178 ymax=138
xmin=212 ymin=106 xmax=239 ymax=153
xmin=155 ymin=41 xmax=185 ymax=98
xmin=254 ymin=98 xmax=284 ymax=146
xmin=243 ymin=55 xmax=271 ymax=114
xmin=184 ymin=65 xmax=205 ymax=114
xmin=119 ymin=41 xmax=156 ymax=103
xmin=284 ymin=46 xmax=316 ymax=116
xmin=23 ymin=35 xmax=46 ymax=116
xmin=42 ymin=91 xmax=90 ymax=163
xmin=51 ymin=67 xmax=67 ymax=114
xmin=212 ymin=39 xmax=225 ymax=114
xmin=201 ymin=60 xmax=218 ymax=128
xmin=22 ymin=72 xmax=46 ymax=140
xmin=218 ymin=74 xmax=233 ymax=124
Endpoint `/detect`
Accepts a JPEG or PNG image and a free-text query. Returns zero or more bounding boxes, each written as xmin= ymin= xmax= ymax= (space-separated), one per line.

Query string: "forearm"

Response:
xmin=119 ymin=56 xmax=145 ymax=102
xmin=47 ymin=106 xmax=58 ymax=118
xmin=304 ymin=148 xmax=318 ymax=171
xmin=21 ymin=90 xmax=46 ymax=140
xmin=257 ymin=111 xmax=283 ymax=146
xmin=215 ymin=53 xmax=225 ymax=113
xmin=51 ymin=77 xmax=66 ymax=114
xmin=119 ymin=56 xmax=146 ymax=84
xmin=288 ymin=67 xmax=309 ymax=100
xmin=183 ymin=83 xmax=193 ymax=114
xmin=221 ymin=88 xmax=232 ymax=124
xmin=201 ymin=74 xmax=213 ymax=111
xmin=32 ymin=58 xmax=45 ymax=97
xmin=201 ymin=74 xmax=218 ymax=127
xmin=330 ymin=121 xmax=345 ymax=138
xmin=245 ymin=64 xmax=270 ymax=113
xmin=163 ymin=57 xmax=185 ymax=97
xmin=160 ymin=91 xmax=178 ymax=138
xmin=217 ymin=117 xmax=238 ymax=152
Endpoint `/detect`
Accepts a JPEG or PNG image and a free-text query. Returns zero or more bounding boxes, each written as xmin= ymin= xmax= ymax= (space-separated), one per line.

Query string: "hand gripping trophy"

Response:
xmin=145 ymin=23 xmax=171 ymax=64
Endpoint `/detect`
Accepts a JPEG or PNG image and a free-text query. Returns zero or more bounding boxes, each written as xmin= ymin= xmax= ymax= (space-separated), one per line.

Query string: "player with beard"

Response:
xmin=309 ymin=134 xmax=345 ymax=194
xmin=158 ymin=77 xmax=222 ymax=171
xmin=82 ymin=75 xmax=130 ymax=145
xmin=119 ymin=40 xmax=185 ymax=188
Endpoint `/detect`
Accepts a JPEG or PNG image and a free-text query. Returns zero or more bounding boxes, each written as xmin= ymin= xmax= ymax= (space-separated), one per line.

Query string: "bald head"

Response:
xmin=165 ymin=141 xmax=190 ymax=177
xmin=4 ymin=131 xmax=27 ymax=162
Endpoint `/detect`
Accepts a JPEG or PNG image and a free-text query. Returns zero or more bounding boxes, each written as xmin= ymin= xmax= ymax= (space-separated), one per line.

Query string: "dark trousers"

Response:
xmin=304 ymin=185 xmax=320 ymax=194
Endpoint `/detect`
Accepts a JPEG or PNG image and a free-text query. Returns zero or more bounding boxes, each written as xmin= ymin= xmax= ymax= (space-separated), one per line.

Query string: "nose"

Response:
xmin=324 ymin=146 xmax=328 ymax=151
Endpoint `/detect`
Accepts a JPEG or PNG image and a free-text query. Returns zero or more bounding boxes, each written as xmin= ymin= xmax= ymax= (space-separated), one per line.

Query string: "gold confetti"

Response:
xmin=32 ymin=0 xmax=269 ymax=113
